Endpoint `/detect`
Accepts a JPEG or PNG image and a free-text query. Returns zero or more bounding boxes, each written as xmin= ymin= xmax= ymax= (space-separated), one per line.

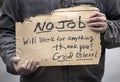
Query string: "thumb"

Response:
xmin=11 ymin=56 xmax=20 ymax=63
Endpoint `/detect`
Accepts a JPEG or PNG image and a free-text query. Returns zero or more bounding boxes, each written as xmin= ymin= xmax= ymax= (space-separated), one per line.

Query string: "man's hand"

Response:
xmin=87 ymin=12 xmax=108 ymax=33
xmin=11 ymin=57 xmax=39 ymax=75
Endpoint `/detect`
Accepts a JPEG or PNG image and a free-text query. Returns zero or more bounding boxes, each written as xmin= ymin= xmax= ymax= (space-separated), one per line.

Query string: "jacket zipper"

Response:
xmin=63 ymin=66 xmax=69 ymax=82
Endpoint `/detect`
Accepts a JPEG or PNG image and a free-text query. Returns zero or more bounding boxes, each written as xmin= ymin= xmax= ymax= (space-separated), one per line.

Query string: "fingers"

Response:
xmin=87 ymin=12 xmax=108 ymax=33
xmin=88 ymin=22 xmax=106 ymax=27
xmin=89 ymin=12 xmax=105 ymax=18
xmin=89 ymin=26 xmax=106 ymax=33
xmin=87 ymin=16 xmax=107 ymax=23
xmin=11 ymin=57 xmax=39 ymax=75
xmin=11 ymin=56 xmax=20 ymax=63
xmin=26 ymin=59 xmax=39 ymax=72
xmin=18 ymin=59 xmax=39 ymax=75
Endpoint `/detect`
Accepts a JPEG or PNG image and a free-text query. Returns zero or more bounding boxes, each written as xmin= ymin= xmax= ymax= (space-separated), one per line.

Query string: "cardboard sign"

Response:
xmin=16 ymin=5 xmax=101 ymax=66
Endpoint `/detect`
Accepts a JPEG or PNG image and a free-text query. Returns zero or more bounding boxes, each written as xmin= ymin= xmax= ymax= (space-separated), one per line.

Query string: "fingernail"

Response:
xmin=36 ymin=65 xmax=39 ymax=68
xmin=26 ymin=60 xmax=29 ymax=63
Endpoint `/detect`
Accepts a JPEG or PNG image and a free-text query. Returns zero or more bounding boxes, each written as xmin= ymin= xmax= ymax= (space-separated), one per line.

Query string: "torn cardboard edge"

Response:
xmin=16 ymin=5 xmax=101 ymax=66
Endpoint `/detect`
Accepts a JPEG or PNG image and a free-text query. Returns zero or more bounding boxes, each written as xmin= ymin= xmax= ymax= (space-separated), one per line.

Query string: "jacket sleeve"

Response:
xmin=0 ymin=0 xmax=18 ymax=75
xmin=102 ymin=0 xmax=120 ymax=48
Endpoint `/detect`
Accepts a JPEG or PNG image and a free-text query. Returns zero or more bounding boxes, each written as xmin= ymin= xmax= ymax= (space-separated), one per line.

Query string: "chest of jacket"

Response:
xmin=17 ymin=0 xmax=103 ymax=20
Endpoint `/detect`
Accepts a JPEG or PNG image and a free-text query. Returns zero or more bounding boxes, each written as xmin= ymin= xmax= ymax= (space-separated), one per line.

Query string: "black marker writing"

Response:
xmin=52 ymin=43 xmax=78 ymax=51
xmin=76 ymin=52 xmax=97 ymax=59
xmin=34 ymin=16 xmax=86 ymax=34
xmin=52 ymin=52 xmax=73 ymax=62
xmin=79 ymin=44 xmax=90 ymax=52
xmin=23 ymin=37 xmax=36 ymax=45
xmin=39 ymin=37 xmax=55 ymax=43
xmin=52 ymin=43 xmax=67 ymax=51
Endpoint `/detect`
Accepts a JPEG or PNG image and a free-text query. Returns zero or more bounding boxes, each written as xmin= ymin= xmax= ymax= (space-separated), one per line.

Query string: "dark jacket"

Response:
xmin=0 ymin=0 xmax=120 ymax=82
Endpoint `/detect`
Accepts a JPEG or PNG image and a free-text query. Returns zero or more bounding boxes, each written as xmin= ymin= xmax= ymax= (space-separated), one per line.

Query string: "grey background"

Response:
xmin=0 ymin=9 xmax=120 ymax=82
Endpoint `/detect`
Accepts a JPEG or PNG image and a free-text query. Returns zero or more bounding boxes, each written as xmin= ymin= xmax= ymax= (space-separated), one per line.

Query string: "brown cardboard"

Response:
xmin=16 ymin=5 xmax=101 ymax=66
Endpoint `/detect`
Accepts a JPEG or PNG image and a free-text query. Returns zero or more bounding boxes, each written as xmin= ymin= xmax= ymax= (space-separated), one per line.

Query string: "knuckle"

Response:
xmin=95 ymin=17 xmax=99 ymax=20
xmin=97 ymin=22 xmax=101 ymax=25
